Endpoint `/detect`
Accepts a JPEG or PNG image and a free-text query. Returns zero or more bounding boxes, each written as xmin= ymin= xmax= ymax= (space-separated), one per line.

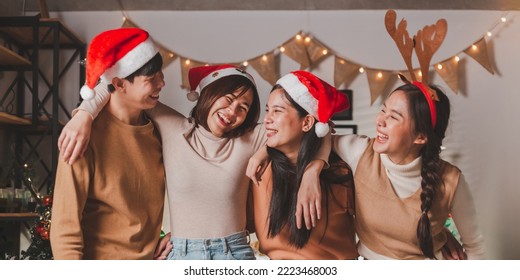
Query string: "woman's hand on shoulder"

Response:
xmin=58 ymin=110 xmax=93 ymax=165
xmin=246 ymin=146 xmax=270 ymax=186
xmin=296 ymin=160 xmax=324 ymax=230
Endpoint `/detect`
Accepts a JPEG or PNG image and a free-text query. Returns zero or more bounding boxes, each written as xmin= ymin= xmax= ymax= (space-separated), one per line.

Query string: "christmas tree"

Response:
xmin=20 ymin=194 xmax=53 ymax=259
xmin=19 ymin=162 xmax=53 ymax=260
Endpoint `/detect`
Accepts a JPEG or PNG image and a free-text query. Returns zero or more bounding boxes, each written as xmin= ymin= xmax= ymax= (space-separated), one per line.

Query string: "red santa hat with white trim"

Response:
xmin=80 ymin=27 xmax=159 ymax=100
xmin=276 ymin=70 xmax=350 ymax=138
xmin=186 ymin=64 xmax=256 ymax=101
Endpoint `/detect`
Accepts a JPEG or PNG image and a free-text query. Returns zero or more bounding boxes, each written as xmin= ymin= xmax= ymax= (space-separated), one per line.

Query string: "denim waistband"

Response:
xmin=171 ymin=230 xmax=250 ymax=256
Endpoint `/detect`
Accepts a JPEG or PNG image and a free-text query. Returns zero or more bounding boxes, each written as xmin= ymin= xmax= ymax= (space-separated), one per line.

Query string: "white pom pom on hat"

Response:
xmin=186 ymin=90 xmax=199 ymax=102
xmin=186 ymin=64 xmax=256 ymax=102
xmin=80 ymin=28 xmax=159 ymax=100
xmin=80 ymin=85 xmax=95 ymax=100
xmin=276 ymin=70 xmax=350 ymax=138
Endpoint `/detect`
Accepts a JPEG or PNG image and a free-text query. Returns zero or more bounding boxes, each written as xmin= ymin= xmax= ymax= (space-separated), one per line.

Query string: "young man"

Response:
xmin=50 ymin=28 xmax=166 ymax=259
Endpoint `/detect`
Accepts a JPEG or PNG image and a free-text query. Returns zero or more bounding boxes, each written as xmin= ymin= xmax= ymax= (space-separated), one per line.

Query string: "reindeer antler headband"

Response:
xmin=385 ymin=10 xmax=447 ymax=128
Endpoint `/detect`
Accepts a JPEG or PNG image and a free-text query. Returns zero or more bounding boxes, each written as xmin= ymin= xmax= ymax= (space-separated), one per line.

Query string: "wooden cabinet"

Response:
xmin=0 ymin=15 xmax=85 ymax=258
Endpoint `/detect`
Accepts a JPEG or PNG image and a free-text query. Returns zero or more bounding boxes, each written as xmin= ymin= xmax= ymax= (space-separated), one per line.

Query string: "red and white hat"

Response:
xmin=80 ymin=28 xmax=159 ymax=100
xmin=186 ymin=64 xmax=256 ymax=101
xmin=276 ymin=70 xmax=350 ymax=138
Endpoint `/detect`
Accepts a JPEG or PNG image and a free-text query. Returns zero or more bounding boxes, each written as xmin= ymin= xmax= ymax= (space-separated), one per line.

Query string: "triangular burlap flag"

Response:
xmin=366 ymin=69 xmax=395 ymax=105
xmin=179 ymin=58 xmax=206 ymax=90
xmin=249 ymin=52 xmax=279 ymax=86
xmin=334 ymin=56 xmax=360 ymax=88
xmin=463 ymin=37 xmax=495 ymax=75
xmin=435 ymin=57 xmax=459 ymax=93
xmin=400 ymin=69 xmax=423 ymax=83
xmin=282 ymin=36 xmax=311 ymax=69
xmin=306 ymin=37 xmax=331 ymax=67
xmin=122 ymin=18 xmax=176 ymax=68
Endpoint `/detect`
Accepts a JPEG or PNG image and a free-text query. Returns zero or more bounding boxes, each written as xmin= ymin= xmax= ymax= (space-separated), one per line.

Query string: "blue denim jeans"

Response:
xmin=167 ymin=230 xmax=256 ymax=260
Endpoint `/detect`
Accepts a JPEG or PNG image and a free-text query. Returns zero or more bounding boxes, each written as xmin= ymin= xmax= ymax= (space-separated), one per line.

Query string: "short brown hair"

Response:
xmin=190 ymin=75 xmax=260 ymax=138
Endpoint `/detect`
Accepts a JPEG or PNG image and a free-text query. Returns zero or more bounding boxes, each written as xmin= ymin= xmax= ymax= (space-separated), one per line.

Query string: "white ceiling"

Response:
xmin=1 ymin=0 xmax=519 ymax=16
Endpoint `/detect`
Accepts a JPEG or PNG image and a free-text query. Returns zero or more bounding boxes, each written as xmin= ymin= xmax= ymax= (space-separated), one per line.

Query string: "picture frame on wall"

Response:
xmin=334 ymin=124 xmax=357 ymax=135
xmin=331 ymin=89 xmax=353 ymax=121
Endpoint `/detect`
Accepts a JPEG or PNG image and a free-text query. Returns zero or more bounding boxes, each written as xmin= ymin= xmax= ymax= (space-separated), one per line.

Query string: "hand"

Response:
xmin=58 ymin=110 xmax=93 ymax=165
xmin=295 ymin=161 xmax=324 ymax=230
xmin=153 ymin=232 xmax=172 ymax=260
xmin=246 ymin=146 xmax=270 ymax=186
xmin=441 ymin=228 xmax=467 ymax=260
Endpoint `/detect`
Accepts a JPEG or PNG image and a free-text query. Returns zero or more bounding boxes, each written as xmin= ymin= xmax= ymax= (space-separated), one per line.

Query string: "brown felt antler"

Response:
xmin=385 ymin=10 xmax=448 ymax=101
xmin=385 ymin=10 xmax=416 ymax=81
xmin=414 ymin=19 xmax=447 ymax=96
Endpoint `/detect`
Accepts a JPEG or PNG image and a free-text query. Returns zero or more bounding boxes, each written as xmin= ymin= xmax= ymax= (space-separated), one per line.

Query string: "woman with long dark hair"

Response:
xmin=250 ymin=71 xmax=358 ymax=259
xmin=331 ymin=83 xmax=486 ymax=259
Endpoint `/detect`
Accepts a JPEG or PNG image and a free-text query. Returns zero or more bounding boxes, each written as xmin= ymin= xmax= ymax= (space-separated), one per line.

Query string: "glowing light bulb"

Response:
xmin=242 ymin=61 xmax=249 ymax=67
xmin=296 ymin=34 xmax=302 ymax=40
xmin=501 ymin=17 xmax=507 ymax=23
xmin=471 ymin=44 xmax=477 ymax=51
xmin=305 ymin=37 xmax=311 ymax=43
xmin=322 ymin=49 xmax=328 ymax=55
xmin=377 ymin=72 xmax=383 ymax=79
xmin=279 ymin=46 xmax=285 ymax=52
xmin=169 ymin=53 xmax=174 ymax=58
xmin=340 ymin=60 xmax=345 ymax=65
xmin=486 ymin=31 xmax=492 ymax=37
xmin=437 ymin=64 xmax=443 ymax=70
xmin=262 ymin=55 xmax=268 ymax=61
xmin=418 ymin=70 xmax=423 ymax=77
xmin=185 ymin=59 xmax=191 ymax=65
xmin=454 ymin=56 xmax=460 ymax=62
xmin=359 ymin=67 xmax=365 ymax=73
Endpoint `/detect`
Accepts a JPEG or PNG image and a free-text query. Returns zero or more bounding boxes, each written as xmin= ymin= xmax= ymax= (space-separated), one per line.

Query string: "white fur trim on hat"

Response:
xmin=198 ymin=67 xmax=256 ymax=92
xmin=276 ymin=73 xmax=318 ymax=118
xmin=100 ymin=37 xmax=158 ymax=83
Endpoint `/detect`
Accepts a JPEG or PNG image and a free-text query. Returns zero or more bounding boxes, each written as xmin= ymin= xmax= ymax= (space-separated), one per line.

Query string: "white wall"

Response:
xmin=50 ymin=10 xmax=520 ymax=259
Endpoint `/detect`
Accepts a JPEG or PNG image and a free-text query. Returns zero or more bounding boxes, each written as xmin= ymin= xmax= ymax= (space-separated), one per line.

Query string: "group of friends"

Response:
xmin=48 ymin=17 xmax=486 ymax=260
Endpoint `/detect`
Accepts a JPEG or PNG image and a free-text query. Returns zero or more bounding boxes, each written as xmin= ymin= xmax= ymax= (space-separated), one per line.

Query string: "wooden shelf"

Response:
xmin=0 ymin=212 xmax=39 ymax=221
xmin=0 ymin=18 xmax=84 ymax=48
xmin=0 ymin=112 xmax=31 ymax=125
xmin=0 ymin=45 xmax=30 ymax=66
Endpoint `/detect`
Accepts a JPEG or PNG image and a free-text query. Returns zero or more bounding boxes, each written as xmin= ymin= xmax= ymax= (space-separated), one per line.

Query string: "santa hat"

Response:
xmin=276 ymin=70 xmax=350 ymax=138
xmin=80 ymin=28 xmax=159 ymax=100
xmin=186 ymin=64 xmax=256 ymax=101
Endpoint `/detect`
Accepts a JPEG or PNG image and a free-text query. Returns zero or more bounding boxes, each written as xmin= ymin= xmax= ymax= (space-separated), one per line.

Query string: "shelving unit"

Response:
xmin=0 ymin=14 xmax=85 ymax=258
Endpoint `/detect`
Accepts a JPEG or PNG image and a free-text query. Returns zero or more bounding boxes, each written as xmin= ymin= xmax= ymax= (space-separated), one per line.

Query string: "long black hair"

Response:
xmin=266 ymin=85 xmax=352 ymax=248
xmin=392 ymin=83 xmax=451 ymax=259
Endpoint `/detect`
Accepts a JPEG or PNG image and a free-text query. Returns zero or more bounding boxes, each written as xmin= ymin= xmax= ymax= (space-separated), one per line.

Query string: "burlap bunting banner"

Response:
xmin=249 ymin=52 xmax=279 ymax=86
xmin=463 ymin=37 xmax=495 ymax=75
xmin=116 ymin=16 xmax=501 ymax=107
xmin=334 ymin=56 xmax=361 ymax=88
xmin=282 ymin=36 xmax=311 ymax=69
xmin=435 ymin=57 xmax=460 ymax=93
xmin=365 ymin=69 xmax=395 ymax=105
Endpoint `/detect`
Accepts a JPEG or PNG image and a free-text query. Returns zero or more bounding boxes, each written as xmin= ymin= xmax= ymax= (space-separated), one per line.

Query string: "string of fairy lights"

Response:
xmin=113 ymin=11 xmax=513 ymax=97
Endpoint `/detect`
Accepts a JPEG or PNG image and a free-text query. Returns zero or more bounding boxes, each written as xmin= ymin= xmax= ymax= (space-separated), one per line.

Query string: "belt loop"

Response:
xmin=245 ymin=230 xmax=251 ymax=244
xmin=181 ymin=239 xmax=187 ymax=257
xmin=222 ymin=237 xmax=229 ymax=254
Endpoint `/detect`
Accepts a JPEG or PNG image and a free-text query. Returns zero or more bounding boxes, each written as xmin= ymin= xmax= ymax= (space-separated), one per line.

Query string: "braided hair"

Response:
xmin=393 ymin=83 xmax=451 ymax=258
